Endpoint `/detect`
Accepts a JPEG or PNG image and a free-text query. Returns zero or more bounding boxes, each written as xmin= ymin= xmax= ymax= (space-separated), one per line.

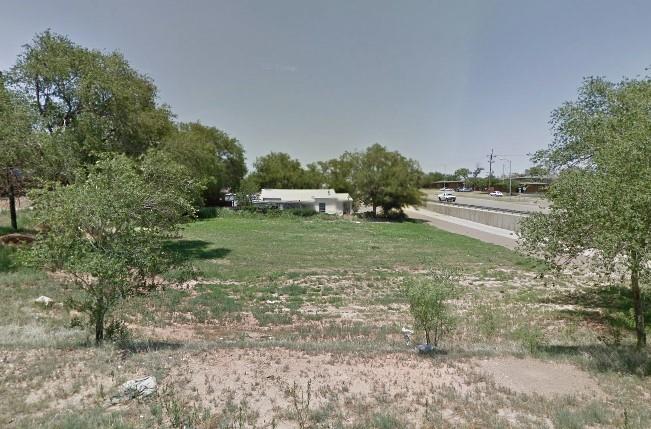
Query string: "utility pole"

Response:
xmin=497 ymin=156 xmax=512 ymax=196
xmin=487 ymin=149 xmax=495 ymax=190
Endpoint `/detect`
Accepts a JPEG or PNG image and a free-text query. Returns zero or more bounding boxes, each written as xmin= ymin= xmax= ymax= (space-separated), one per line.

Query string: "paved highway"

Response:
xmin=422 ymin=190 xmax=549 ymax=213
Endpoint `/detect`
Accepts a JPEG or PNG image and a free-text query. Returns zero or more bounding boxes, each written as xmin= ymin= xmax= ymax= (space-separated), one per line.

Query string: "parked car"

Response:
xmin=456 ymin=187 xmax=473 ymax=192
xmin=438 ymin=191 xmax=456 ymax=202
xmin=489 ymin=190 xmax=503 ymax=197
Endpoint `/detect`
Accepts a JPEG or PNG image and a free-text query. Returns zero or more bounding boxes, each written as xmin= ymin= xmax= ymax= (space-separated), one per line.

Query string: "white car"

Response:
xmin=489 ymin=190 xmax=503 ymax=197
xmin=438 ymin=191 xmax=456 ymax=202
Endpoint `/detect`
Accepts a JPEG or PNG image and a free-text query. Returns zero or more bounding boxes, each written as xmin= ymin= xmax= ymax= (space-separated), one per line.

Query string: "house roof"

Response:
xmin=260 ymin=189 xmax=352 ymax=202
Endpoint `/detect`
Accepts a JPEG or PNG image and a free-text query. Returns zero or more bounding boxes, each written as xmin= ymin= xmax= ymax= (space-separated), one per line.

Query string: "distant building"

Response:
xmin=258 ymin=189 xmax=353 ymax=215
xmin=432 ymin=180 xmax=465 ymax=190
xmin=514 ymin=176 xmax=553 ymax=193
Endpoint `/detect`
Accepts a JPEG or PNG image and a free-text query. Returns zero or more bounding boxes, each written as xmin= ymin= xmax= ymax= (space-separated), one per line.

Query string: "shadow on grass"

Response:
xmin=540 ymin=344 xmax=651 ymax=376
xmin=543 ymin=283 xmax=650 ymax=332
xmin=167 ymin=239 xmax=231 ymax=262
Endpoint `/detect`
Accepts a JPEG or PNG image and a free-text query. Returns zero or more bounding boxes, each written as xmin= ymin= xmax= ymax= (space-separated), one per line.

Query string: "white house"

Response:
xmin=258 ymin=189 xmax=353 ymax=215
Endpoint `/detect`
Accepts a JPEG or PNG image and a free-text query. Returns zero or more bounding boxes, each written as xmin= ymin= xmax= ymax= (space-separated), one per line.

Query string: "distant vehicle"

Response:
xmin=489 ymin=190 xmax=503 ymax=197
xmin=456 ymin=187 xmax=473 ymax=192
xmin=439 ymin=187 xmax=454 ymax=192
xmin=438 ymin=191 xmax=456 ymax=202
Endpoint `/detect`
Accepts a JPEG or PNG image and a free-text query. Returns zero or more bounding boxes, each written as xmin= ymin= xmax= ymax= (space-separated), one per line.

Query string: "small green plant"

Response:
xmin=474 ymin=302 xmax=504 ymax=339
xmin=104 ymin=319 xmax=131 ymax=345
xmin=513 ymin=323 xmax=546 ymax=353
xmin=405 ymin=271 xmax=458 ymax=346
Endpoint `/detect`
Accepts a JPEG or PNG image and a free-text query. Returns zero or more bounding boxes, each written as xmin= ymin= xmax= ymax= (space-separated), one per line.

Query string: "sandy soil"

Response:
xmin=477 ymin=356 xmax=602 ymax=397
xmin=163 ymin=348 xmax=603 ymax=427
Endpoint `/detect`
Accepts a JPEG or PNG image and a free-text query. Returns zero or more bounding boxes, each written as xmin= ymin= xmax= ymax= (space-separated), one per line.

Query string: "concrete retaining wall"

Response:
xmin=425 ymin=202 xmax=527 ymax=232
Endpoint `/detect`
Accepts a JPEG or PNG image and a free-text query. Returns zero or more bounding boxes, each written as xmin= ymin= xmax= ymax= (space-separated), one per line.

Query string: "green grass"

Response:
xmin=177 ymin=214 xmax=526 ymax=281
xmin=4 ymin=210 xmax=651 ymax=428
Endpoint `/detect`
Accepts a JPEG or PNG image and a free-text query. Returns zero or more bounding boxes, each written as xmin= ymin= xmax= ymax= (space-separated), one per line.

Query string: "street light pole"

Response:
xmin=497 ymin=156 xmax=512 ymax=196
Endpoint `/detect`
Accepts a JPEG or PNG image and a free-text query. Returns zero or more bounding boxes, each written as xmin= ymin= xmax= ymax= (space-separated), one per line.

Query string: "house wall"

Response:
xmin=314 ymin=198 xmax=341 ymax=215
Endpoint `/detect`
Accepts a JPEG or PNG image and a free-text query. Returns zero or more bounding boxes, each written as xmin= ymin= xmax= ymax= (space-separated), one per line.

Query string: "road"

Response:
xmin=422 ymin=190 xmax=548 ymax=213
xmin=405 ymin=206 xmax=519 ymax=250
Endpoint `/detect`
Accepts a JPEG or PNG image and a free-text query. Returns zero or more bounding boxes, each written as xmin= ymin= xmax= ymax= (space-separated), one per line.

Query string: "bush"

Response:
xmin=513 ymin=323 xmax=546 ymax=353
xmin=286 ymin=207 xmax=317 ymax=217
xmin=196 ymin=206 xmax=220 ymax=219
xmin=405 ymin=271 xmax=458 ymax=346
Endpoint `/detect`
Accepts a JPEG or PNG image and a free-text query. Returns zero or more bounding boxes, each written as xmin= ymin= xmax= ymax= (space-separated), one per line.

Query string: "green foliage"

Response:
xmin=197 ymin=206 xmax=220 ymax=219
xmin=512 ymin=323 xmax=546 ymax=353
xmin=405 ymin=271 xmax=458 ymax=346
xmin=453 ymin=168 xmax=470 ymax=181
xmin=28 ymin=154 xmax=201 ymax=343
xmin=161 ymin=122 xmax=246 ymax=204
xmin=250 ymin=152 xmax=311 ymax=189
xmin=8 ymin=30 xmax=174 ymax=180
xmin=522 ymin=74 xmax=651 ymax=347
xmin=352 ymin=144 xmax=424 ymax=215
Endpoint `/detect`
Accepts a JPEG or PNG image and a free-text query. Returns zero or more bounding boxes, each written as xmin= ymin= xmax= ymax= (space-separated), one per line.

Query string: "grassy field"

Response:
xmin=2 ymin=209 xmax=651 ymax=428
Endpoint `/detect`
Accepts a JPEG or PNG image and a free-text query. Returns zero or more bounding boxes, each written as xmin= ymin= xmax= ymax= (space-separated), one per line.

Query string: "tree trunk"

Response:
xmin=94 ymin=298 xmax=106 ymax=345
xmin=372 ymin=203 xmax=377 ymax=217
xmin=425 ymin=329 xmax=431 ymax=345
xmin=8 ymin=181 xmax=17 ymax=231
xmin=631 ymin=256 xmax=646 ymax=348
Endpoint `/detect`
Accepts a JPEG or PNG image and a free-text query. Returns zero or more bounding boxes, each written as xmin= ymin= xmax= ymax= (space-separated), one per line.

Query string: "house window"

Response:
xmin=318 ymin=202 xmax=326 ymax=213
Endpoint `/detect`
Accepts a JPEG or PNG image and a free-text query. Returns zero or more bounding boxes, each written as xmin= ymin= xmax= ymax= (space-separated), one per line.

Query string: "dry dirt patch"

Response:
xmin=477 ymin=357 xmax=602 ymax=397
xmin=168 ymin=348 xmax=471 ymax=425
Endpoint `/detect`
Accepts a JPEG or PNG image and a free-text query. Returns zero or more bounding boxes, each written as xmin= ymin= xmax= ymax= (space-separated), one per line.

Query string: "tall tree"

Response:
xmin=8 ymin=30 xmax=173 ymax=180
xmin=453 ymin=168 xmax=471 ymax=183
xmin=29 ymin=154 xmax=202 ymax=344
xmin=317 ymin=152 xmax=359 ymax=194
xmin=250 ymin=152 xmax=308 ymax=189
xmin=352 ymin=144 xmax=424 ymax=216
xmin=0 ymin=75 xmax=37 ymax=230
xmin=521 ymin=76 xmax=651 ymax=348
xmin=161 ymin=122 xmax=246 ymax=204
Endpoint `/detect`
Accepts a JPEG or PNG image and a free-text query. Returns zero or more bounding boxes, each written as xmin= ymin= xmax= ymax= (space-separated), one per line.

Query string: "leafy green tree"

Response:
xmin=161 ymin=122 xmax=246 ymax=204
xmin=303 ymin=163 xmax=326 ymax=189
xmin=29 ymin=154 xmax=202 ymax=344
xmin=317 ymin=152 xmax=359 ymax=194
xmin=0 ymin=75 xmax=38 ymax=230
xmin=453 ymin=168 xmax=470 ymax=183
xmin=470 ymin=166 xmax=484 ymax=188
xmin=420 ymin=171 xmax=445 ymax=188
xmin=8 ymin=30 xmax=173 ymax=180
xmin=521 ymin=76 xmax=651 ymax=348
xmin=524 ymin=166 xmax=549 ymax=178
xmin=250 ymin=152 xmax=308 ymax=189
xmin=405 ymin=271 xmax=457 ymax=346
xmin=353 ymin=144 xmax=424 ymax=216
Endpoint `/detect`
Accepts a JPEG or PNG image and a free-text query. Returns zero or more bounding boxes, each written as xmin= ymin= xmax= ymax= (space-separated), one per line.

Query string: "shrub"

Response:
xmin=286 ymin=207 xmax=317 ymax=217
xmin=513 ymin=323 xmax=546 ymax=353
xmin=405 ymin=271 xmax=458 ymax=346
xmin=196 ymin=206 xmax=220 ymax=219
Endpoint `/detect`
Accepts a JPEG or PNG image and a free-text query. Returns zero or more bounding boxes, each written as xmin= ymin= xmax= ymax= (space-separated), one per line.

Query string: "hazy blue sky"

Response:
xmin=1 ymin=1 xmax=650 ymax=174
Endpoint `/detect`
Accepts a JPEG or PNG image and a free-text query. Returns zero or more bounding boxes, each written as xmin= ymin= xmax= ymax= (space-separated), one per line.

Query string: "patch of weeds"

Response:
xmin=473 ymin=302 xmax=506 ymax=339
xmin=286 ymin=379 xmax=312 ymax=429
xmin=512 ymin=323 xmax=546 ymax=353
xmin=191 ymin=284 xmax=242 ymax=321
xmin=16 ymin=408 xmax=135 ymax=429
xmin=253 ymin=309 xmax=293 ymax=326
xmin=553 ymin=401 xmax=611 ymax=429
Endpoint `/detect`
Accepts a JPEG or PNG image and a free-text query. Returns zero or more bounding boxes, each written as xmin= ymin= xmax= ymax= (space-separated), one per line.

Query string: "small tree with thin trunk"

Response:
xmin=405 ymin=271 xmax=457 ymax=347
xmin=522 ymin=75 xmax=651 ymax=348
xmin=0 ymin=75 xmax=36 ymax=231
xmin=29 ymin=153 xmax=201 ymax=344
